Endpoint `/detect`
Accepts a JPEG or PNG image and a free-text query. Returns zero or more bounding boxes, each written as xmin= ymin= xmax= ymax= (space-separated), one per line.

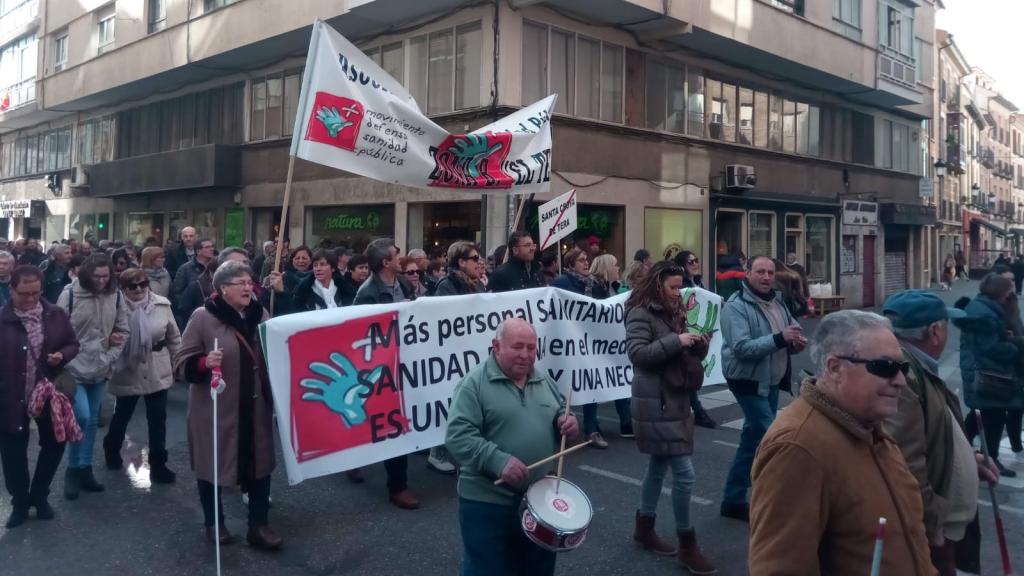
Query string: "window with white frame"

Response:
xmin=53 ymin=32 xmax=67 ymax=71
xmin=878 ymin=0 xmax=914 ymax=61
xmin=0 ymin=35 xmax=36 ymax=108
xmin=97 ymin=8 xmax=115 ymax=54
xmin=521 ymin=21 xmax=624 ymax=123
xmin=249 ymin=68 xmax=303 ymax=142
xmin=204 ymin=0 xmax=238 ymax=12
xmin=833 ymin=0 xmax=862 ymax=40
xmin=148 ymin=0 xmax=166 ymax=33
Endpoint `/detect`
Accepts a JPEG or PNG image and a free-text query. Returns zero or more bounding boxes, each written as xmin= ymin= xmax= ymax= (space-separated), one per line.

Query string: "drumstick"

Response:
xmin=493 ymin=440 xmax=593 ymax=486
xmin=555 ymin=387 xmax=574 ymax=493
xmin=869 ymin=517 xmax=886 ymax=576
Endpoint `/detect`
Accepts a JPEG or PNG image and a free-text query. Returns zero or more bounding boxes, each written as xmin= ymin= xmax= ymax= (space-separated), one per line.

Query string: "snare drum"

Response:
xmin=519 ymin=476 xmax=593 ymax=552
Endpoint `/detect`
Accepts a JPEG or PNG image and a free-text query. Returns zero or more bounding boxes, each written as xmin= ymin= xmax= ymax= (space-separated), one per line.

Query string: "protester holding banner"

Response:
xmin=673 ymin=250 xmax=717 ymax=430
xmin=282 ymin=245 xmax=314 ymax=295
xmin=489 ymin=232 xmax=545 ymax=293
xmin=174 ymin=260 xmax=281 ymax=550
xmin=445 ymin=318 xmax=579 ymax=576
xmin=290 ymin=249 xmax=354 ymax=312
xmin=349 ymin=238 xmax=420 ymax=509
xmin=625 ymin=261 xmax=717 ymax=575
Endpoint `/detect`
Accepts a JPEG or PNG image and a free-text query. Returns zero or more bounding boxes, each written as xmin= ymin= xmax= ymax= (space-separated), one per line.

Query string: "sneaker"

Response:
xmin=427 ymin=447 xmax=456 ymax=474
xmin=588 ymin=432 xmax=609 ymax=449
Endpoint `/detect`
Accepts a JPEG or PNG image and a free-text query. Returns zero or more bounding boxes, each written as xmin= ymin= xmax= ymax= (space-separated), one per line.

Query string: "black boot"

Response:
xmin=79 ymin=466 xmax=105 ymax=493
xmin=995 ymin=460 xmax=1017 ymax=478
xmin=63 ymin=468 xmax=80 ymax=501
xmin=5 ymin=506 xmax=29 ymax=529
xmin=150 ymin=450 xmax=176 ymax=484
xmin=32 ymin=497 xmax=55 ymax=520
xmin=694 ymin=407 xmax=717 ymax=429
xmin=103 ymin=438 xmax=123 ymax=470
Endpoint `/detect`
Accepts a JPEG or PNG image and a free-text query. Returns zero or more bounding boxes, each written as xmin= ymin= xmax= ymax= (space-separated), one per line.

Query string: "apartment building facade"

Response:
xmin=0 ymin=0 xmax=939 ymax=306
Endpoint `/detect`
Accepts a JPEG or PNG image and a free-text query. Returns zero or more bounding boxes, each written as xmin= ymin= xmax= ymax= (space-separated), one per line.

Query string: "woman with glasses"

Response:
xmin=0 ymin=266 xmax=79 ymax=528
xmin=56 ymin=253 xmax=129 ymax=500
xmin=103 ymin=268 xmax=180 ymax=484
xmin=174 ymin=260 xmax=281 ymax=550
xmin=625 ymin=261 xmax=716 ymax=574
xmin=956 ymin=273 xmax=1024 ymax=478
xmin=434 ymin=241 xmax=485 ymax=297
xmin=290 ymin=249 xmax=354 ymax=312
xmin=399 ymin=257 xmax=428 ymax=298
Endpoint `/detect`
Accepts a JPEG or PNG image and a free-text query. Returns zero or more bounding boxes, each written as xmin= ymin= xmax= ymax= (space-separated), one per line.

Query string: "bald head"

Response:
xmin=492 ymin=318 xmax=538 ymax=385
xmin=180 ymin=227 xmax=197 ymax=249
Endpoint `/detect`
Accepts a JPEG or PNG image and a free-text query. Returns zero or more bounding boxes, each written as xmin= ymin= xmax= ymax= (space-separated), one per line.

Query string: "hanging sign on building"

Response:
xmin=538 ymin=188 xmax=577 ymax=251
xmin=0 ymin=199 xmax=31 ymax=219
xmin=263 ymin=286 xmax=724 ymax=484
xmin=842 ymin=200 xmax=879 ymax=227
xmin=290 ymin=20 xmax=555 ymax=194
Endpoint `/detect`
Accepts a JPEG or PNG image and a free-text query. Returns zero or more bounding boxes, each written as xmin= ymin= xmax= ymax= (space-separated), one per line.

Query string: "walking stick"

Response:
xmin=554 ymin=386 xmax=574 ymax=494
xmin=210 ymin=338 xmax=224 ymax=576
xmin=974 ymin=410 xmax=1015 ymax=576
xmin=869 ymin=517 xmax=886 ymax=576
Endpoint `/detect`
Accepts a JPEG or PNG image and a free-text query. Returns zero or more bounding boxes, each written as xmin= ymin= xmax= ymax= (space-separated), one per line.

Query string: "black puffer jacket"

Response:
xmin=488 ymin=259 xmax=545 ymax=293
xmin=290 ymin=271 xmax=356 ymax=312
xmin=625 ymin=302 xmax=708 ymax=456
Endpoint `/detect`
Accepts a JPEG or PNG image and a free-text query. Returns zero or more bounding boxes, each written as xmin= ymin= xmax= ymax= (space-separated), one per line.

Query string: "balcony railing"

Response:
xmin=878 ymin=52 xmax=916 ymax=90
xmin=980 ymin=147 xmax=995 ymax=169
xmin=0 ymin=77 xmax=36 ymax=112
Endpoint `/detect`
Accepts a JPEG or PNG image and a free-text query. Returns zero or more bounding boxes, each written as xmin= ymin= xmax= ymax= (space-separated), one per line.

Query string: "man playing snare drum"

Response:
xmin=446 ymin=318 xmax=580 ymax=576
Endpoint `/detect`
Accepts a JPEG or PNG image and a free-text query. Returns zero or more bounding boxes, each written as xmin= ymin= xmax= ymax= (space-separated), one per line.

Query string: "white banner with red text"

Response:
xmin=262 ymin=286 xmax=723 ymax=484
xmin=289 ymin=19 xmax=555 ymax=194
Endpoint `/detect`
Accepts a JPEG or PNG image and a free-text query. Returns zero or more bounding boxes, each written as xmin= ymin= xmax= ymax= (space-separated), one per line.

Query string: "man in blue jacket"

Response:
xmin=719 ymin=256 xmax=806 ymax=522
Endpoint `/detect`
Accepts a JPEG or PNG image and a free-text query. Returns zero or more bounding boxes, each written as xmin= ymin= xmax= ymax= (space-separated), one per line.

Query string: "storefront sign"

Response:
xmin=0 ymin=199 xmax=31 ymax=219
xmin=538 ymin=189 xmax=577 ymax=251
xmin=264 ymin=286 xmax=724 ymax=484
xmin=842 ymin=201 xmax=878 ymax=227
xmin=291 ymin=20 xmax=555 ymax=194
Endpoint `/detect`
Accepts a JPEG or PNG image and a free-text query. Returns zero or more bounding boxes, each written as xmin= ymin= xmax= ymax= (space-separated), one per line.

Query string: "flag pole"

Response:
xmin=268 ymin=155 xmax=296 ymax=316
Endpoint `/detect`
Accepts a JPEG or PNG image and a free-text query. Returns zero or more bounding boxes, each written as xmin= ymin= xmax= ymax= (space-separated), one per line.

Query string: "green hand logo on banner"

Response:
xmin=300 ymin=352 xmax=384 ymax=428
xmin=315 ymin=106 xmax=354 ymax=138
xmin=448 ymin=134 xmax=504 ymax=178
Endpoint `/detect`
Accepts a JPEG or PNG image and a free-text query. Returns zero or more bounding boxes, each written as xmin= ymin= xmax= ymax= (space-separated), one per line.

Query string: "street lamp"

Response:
xmin=934 ymin=159 xmax=947 ymax=179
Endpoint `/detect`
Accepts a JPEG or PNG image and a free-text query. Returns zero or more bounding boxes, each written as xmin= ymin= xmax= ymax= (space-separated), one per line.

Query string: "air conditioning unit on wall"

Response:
xmin=725 ymin=164 xmax=757 ymax=192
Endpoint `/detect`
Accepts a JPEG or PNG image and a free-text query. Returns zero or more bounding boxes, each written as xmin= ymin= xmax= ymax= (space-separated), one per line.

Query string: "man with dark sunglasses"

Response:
xmin=749 ymin=310 xmax=935 ymax=575
xmin=881 ymin=290 xmax=998 ymax=576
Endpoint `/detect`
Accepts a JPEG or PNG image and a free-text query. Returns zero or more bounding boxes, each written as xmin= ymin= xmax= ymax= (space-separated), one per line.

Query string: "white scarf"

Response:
xmin=312 ymin=278 xmax=338 ymax=309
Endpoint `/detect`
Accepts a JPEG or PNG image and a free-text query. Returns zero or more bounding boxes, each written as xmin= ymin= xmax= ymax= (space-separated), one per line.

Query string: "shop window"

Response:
xmin=748 ymin=212 xmax=775 ymax=259
xmin=305 ymin=204 xmax=396 ymax=253
xmin=224 ymin=208 xmax=245 ymax=248
xmin=125 ymin=213 xmax=166 ymax=247
xmin=416 ymin=202 xmax=482 ymax=254
xmin=645 ymin=208 xmax=702 ymax=263
xmin=841 ymin=235 xmax=858 ymax=273
xmin=44 ymin=214 xmax=64 ymax=243
xmin=806 ymin=215 xmax=834 ymax=283
xmin=785 ymin=214 xmax=804 ymax=262
xmin=716 ymin=210 xmax=745 ymax=258
xmin=69 ymin=213 xmax=97 ymax=241
xmin=528 ymin=203 xmax=625 ymax=263
xmin=195 ymin=209 xmax=219 ymax=247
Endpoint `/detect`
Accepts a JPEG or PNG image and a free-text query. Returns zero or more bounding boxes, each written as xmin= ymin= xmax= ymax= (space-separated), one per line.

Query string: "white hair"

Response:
xmin=809 ymin=310 xmax=892 ymax=374
xmin=889 ymin=319 xmax=946 ymax=343
xmin=495 ymin=318 xmax=536 ymax=342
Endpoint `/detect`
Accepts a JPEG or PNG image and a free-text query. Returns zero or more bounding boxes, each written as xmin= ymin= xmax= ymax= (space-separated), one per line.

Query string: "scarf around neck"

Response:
xmin=567 ymin=270 xmax=594 ymax=298
xmin=13 ymin=303 xmax=44 ymax=398
xmin=118 ymin=293 xmax=152 ymax=370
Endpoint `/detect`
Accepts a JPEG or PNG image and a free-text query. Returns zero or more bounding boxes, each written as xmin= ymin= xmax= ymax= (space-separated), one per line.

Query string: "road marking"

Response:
xmin=578 ymin=465 xmax=713 ymax=506
xmin=714 ymin=440 xmax=739 ymax=448
xmin=978 ymin=499 xmax=1024 ymax=516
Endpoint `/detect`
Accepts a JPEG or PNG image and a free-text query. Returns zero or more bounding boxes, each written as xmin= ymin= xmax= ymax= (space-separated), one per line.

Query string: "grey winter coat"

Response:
xmin=721 ymin=282 xmax=798 ymax=397
xmin=56 ymin=279 xmax=130 ymax=382
xmin=625 ymin=303 xmax=709 ymax=456
xmin=109 ymin=293 xmax=181 ymax=397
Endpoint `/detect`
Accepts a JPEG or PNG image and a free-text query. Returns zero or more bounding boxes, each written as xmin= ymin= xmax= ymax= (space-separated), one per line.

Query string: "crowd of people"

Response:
xmin=0 ymin=227 xmax=1021 ymax=575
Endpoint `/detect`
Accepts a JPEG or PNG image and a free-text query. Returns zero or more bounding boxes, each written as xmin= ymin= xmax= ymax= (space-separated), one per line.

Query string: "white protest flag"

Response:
xmin=290 ymin=19 xmax=556 ymax=193
xmin=537 ymin=188 xmax=577 ymax=251
xmin=263 ymin=286 xmax=722 ymax=484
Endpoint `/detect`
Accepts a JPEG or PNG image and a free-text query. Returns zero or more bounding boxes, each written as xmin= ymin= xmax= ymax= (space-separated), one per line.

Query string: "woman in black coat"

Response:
xmin=289 ymin=249 xmax=355 ymax=312
xmin=434 ymin=241 xmax=485 ymax=296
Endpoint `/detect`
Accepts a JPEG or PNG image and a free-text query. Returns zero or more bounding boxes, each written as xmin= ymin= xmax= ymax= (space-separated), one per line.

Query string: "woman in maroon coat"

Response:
xmin=0 ymin=266 xmax=79 ymax=528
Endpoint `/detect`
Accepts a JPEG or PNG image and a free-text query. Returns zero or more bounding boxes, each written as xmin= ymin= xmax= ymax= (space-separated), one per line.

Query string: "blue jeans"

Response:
xmin=582 ymin=399 xmax=632 ymax=436
xmin=639 ymin=454 xmax=695 ymax=532
xmin=722 ymin=386 xmax=779 ymax=505
xmin=68 ymin=381 xmax=107 ymax=469
xmin=458 ymin=498 xmax=556 ymax=576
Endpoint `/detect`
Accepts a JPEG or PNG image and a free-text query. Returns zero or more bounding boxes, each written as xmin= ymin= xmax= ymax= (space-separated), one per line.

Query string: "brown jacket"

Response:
xmin=749 ymin=380 xmax=936 ymax=576
xmin=174 ymin=298 xmax=275 ymax=486
xmin=625 ymin=303 xmax=708 ymax=456
xmin=883 ymin=342 xmax=965 ymax=543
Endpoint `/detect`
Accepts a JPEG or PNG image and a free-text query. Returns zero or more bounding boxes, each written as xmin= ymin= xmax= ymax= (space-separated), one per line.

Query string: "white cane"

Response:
xmin=210 ymin=338 xmax=223 ymax=576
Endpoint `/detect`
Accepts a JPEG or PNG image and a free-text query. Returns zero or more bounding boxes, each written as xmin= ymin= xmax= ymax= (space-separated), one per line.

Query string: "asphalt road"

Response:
xmin=1 ymin=278 xmax=1022 ymax=576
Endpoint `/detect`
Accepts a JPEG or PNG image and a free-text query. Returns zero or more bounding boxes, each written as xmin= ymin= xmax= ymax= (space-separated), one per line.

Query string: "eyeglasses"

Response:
xmin=225 ymin=280 xmax=256 ymax=288
xmin=126 ymin=281 xmax=149 ymax=291
xmin=464 ymin=254 xmax=481 ymax=262
xmin=836 ymin=356 xmax=910 ymax=379
xmin=687 ymin=259 xmax=699 ymax=265
xmin=401 ymin=270 xmax=423 ymax=276
xmin=516 ymin=242 xmax=535 ymax=249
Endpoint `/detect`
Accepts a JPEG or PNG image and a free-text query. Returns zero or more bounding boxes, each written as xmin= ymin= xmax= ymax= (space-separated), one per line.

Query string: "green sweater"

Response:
xmin=445 ymin=355 xmax=565 ymax=506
